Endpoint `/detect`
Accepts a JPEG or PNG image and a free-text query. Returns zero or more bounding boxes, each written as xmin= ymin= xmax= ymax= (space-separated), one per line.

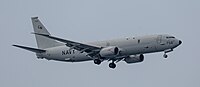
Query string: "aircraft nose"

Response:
xmin=179 ymin=40 xmax=182 ymax=45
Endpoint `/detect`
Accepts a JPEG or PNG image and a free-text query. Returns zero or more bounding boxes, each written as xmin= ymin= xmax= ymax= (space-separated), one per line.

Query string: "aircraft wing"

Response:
xmin=33 ymin=33 xmax=101 ymax=57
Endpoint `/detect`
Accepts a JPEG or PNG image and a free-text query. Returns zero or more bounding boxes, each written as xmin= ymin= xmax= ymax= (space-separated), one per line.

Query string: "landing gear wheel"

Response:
xmin=94 ymin=59 xmax=101 ymax=65
xmin=163 ymin=54 xmax=168 ymax=58
xmin=109 ymin=62 xmax=116 ymax=69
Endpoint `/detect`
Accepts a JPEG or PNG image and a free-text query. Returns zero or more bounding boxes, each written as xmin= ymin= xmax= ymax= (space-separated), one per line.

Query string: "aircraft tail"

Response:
xmin=13 ymin=44 xmax=46 ymax=53
xmin=31 ymin=17 xmax=63 ymax=49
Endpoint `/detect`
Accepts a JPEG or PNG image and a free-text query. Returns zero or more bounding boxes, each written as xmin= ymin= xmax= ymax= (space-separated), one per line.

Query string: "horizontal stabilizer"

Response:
xmin=13 ymin=44 xmax=46 ymax=53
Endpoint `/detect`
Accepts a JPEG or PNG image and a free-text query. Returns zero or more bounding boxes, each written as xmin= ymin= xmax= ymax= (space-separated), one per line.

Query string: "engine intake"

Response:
xmin=124 ymin=54 xmax=144 ymax=64
xmin=99 ymin=46 xmax=119 ymax=57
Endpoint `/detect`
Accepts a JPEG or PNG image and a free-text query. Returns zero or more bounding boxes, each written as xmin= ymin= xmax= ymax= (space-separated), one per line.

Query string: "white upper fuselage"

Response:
xmin=37 ymin=34 xmax=181 ymax=62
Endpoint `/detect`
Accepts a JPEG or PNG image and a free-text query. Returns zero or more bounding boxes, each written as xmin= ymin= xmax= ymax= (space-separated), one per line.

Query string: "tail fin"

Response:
xmin=31 ymin=17 xmax=63 ymax=49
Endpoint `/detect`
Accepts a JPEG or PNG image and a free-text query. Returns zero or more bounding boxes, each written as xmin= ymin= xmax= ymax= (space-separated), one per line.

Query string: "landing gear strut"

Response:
xmin=109 ymin=61 xmax=116 ymax=69
xmin=163 ymin=49 xmax=173 ymax=58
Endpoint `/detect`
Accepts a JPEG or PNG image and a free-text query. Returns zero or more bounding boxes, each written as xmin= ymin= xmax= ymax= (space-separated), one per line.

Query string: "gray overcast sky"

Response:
xmin=0 ymin=0 xmax=200 ymax=87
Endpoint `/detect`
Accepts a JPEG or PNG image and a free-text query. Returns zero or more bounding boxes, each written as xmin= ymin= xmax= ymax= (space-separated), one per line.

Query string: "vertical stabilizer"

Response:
xmin=31 ymin=17 xmax=63 ymax=49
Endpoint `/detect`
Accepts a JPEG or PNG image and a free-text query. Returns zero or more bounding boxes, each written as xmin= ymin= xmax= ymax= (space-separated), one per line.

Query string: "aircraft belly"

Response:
xmin=53 ymin=51 xmax=92 ymax=62
xmin=73 ymin=53 xmax=92 ymax=62
xmin=120 ymin=43 xmax=157 ymax=55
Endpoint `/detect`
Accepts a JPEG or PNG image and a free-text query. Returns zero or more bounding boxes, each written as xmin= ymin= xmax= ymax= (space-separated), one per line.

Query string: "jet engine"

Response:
xmin=99 ymin=46 xmax=119 ymax=57
xmin=124 ymin=54 xmax=144 ymax=64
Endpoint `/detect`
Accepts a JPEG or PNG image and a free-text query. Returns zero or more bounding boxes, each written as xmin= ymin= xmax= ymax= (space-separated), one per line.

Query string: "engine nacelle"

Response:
xmin=124 ymin=54 xmax=144 ymax=64
xmin=99 ymin=46 xmax=119 ymax=57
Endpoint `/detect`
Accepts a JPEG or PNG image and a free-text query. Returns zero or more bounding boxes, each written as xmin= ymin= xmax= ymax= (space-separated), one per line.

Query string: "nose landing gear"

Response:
xmin=163 ymin=53 xmax=168 ymax=58
xmin=163 ymin=49 xmax=173 ymax=58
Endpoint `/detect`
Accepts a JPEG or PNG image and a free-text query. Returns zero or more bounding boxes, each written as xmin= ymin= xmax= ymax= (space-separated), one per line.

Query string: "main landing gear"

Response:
xmin=94 ymin=59 xmax=117 ymax=69
xmin=109 ymin=61 xmax=116 ymax=69
xmin=94 ymin=59 xmax=101 ymax=65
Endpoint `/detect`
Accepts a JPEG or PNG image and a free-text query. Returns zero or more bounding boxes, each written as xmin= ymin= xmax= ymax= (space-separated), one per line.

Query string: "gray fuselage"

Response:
xmin=37 ymin=34 xmax=181 ymax=62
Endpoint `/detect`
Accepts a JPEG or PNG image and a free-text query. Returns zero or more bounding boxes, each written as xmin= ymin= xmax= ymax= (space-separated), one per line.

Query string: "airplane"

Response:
xmin=13 ymin=17 xmax=182 ymax=69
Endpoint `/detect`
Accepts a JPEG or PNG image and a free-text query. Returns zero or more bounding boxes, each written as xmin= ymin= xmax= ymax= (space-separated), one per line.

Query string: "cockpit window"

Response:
xmin=166 ymin=36 xmax=175 ymax=39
